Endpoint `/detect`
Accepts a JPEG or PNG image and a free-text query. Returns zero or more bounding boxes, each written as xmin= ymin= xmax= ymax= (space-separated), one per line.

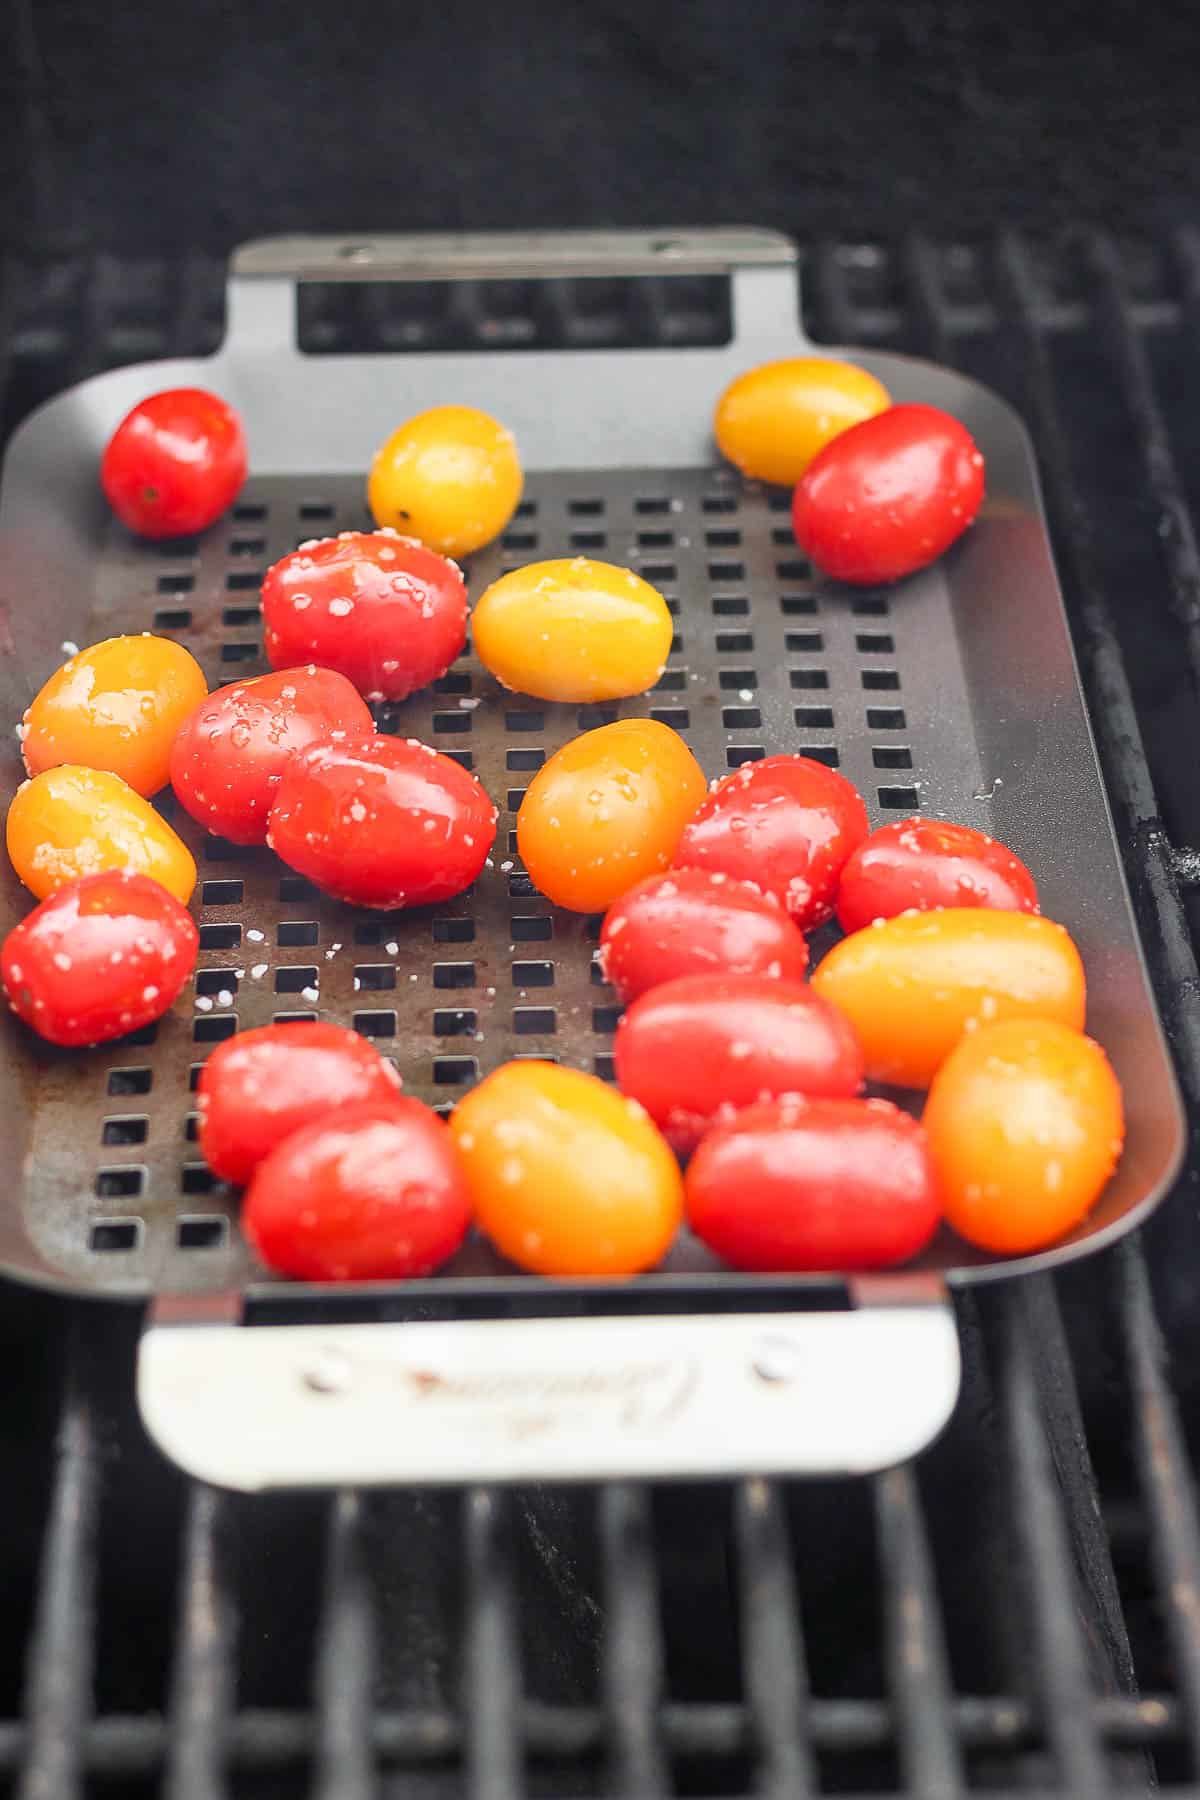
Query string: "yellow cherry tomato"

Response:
xmin=924 ymin=1018 xmax=1124 ymax=1254
xmin=472 ymin=558 xmax=673 ymax=703
xmin=7 ymin=766 xmax=197 ymax=904
xmin=367 ymin=405 xmax=522 ymax=556
xmin=517 ymin=720 xmax=707 ymax=913
xmin=450 ymin=1060 xmax=684 ymax=1276
xmin=714 ymin=357 xmax=891 ymax=486
xmin=811 ymin=909 xmax=1086 ymax=1088
xmin=22 ymin=635 xmax=207 ymax=797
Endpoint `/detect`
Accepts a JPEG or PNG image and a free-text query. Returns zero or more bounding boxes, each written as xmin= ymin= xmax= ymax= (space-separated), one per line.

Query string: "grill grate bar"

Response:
xmin=734 ymin=1478 xmax=816 ymax=1797
xmin=164 ymin=1484 xmax=237 ymax=1800
xmin=600 ymin=1483 xmax=669 ymax=1796
xmin=313 ymin=1490 xmax=377 ymax=1800
xmin=16 ymin=1354 xmax=99 ymax=1800
xmin=465 ymin=1486 xmax=523 ymax=1800
xmin=874 ymin=1464 xmax=965 ymax=1797
xmin=1002 ymin=1300 xmax=1112 ymax=1793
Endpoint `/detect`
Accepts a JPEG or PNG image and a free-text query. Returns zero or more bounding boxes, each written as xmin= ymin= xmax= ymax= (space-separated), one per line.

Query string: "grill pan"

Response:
xmin=0 ymin=229 xmax=1183 ymax=1489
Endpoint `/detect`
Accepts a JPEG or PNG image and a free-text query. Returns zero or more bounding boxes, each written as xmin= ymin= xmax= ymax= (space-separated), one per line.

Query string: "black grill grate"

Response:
xmin=5 ymin=235 xmax=1200 ymax=1794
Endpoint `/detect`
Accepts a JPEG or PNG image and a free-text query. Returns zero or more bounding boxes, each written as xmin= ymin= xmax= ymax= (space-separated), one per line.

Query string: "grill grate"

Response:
xmin=4 ymin=234 xmax=1200 ymax=1794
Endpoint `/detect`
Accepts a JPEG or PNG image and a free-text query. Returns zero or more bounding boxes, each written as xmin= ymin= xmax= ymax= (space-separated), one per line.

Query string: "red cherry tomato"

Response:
xmin=268 ymin=734 xmax=497 ymax=909
xmin=792 ymin=403 xmax=984 ymax=586
xmin=614 ymin=971 xmax=864 ymax=1152
xmin=100 ymin=388 xmax=246 ymax=540
xmin=243 ymin=1098 xmax=471 ymax=1281
xmin=837 ymin=817 xmax=1038 ymax=934
xmin=261 ymin=531 xmax=467 ymax=701
xmin=169 ymin=667 xmax=374 ymax=845
xmin=599 ymin=868 xmax=809 ymax=1004
xmin=198 ymin=1021 xmax=402 ymax=1186
xmin=673 ymin=754 xmax=868 ymax=929
xmin=685 ymin=1096 xmax=940 ymax=1272
xmin=1 ymin=871 xmax=197 ymax=1047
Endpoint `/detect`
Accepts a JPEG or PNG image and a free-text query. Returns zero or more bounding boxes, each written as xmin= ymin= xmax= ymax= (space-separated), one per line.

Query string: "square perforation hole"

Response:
xmin=640 ymin=562 xmax=677 ymax=583
xmin=879 ymin=785 xmax=921 ymax=809
xmin=118 ymin=1021 xmax=158 ymax=1047
xmin=107 ymin=1067 xmax=152 ymax=1097
xmin=502 ymin=531 xmax=537 ymax=551
xmin=650 ymin=708 xmax=690 ymax=730
xmin=635 ymin=497 xmax=671 ymax=515
xmin=222 ymin=605 xmax=260 ymax=627
xmin=189 ymin=1064 xmax=205 ymax=1092
xmin=576 ymin=707 xmax=619 ymax=731
xmin=275 ymin=966 xmax=319 ymax=994
xmin=780 ymin=595 xmax=818 ymax=618
xmin=506 ymin=788 xmax=528 ymax=812
xmin=278 ymin=921 xmax=319 ymax=946
xmin=568 ymin=497 xmax=604 ymax=517
xmin=712 ymin=596 xmax=749 ymax=617
xmin=182 ymin=1164 xmax=217 ymax=1195
xmin=790 ymin=669 xmax=829 ymax=691
xmin=434 ymin=962 xmax=475 ymax=989
xmin=506 ymin=748 xmax=545 ymax=771
xmin=194 ymin=1014 xmax=237 ymax=1043
xmin=90 ymin=1220 xmax=142 ymax=1253
xmin=655 ymin=670 xmax=687 ymax=692
xmin=867 ymin=707 xmax=907 ymax=730
xmin=727 ymin=746 xmax=765 ymax=766
xmin=874 ymin=746 xmax=914 ymax=769
xmin=196 ymin=969 xmax=239 ymax=998
xmin=278 ymin=876 xmax=318 ymax=902
xmin=515 ymin=499 xmax=538 ymax=518
xmin=355 ymin=965 xmax=396 ymax=991
xmin=719 ymin=668 xmax=757 ymax=690
xmin=863 ymin=669 xmax=901 ymax=691
xmin=705 ymin=528 xmax=741 ymax=548
xmin=434 ymin=1056 xmax=478 ymax=1085
xmin=508 ymin=874 xmax=537 ymax=898
xmin=638 ymin=530 xmax=673 ymax=549
xmin=669 ymin=633 xmax=684 ymax=655
xmin=101 ymin=1117 xmax=148 ymax=1147
xmin=767 ymin=493 xmax=792 ymax=513
xmin=157 ymin=573 xmax=194 ymax=594
xmin=592 ymin=1005 xmax=623 ymax=1032
xmin=432 ymin=917 xmax=475 ymax=943
xmin=512 ymin=915 xmax=553 ymax=941
xmin=570 ymin=531 xmax=606 ymax=550
xmin=716 ymin=630 xmax=753 ymax=654
xmin=777 ymin=559 xmax=810 ymax=580
xmin=231 ymin=535 xmax=266 ymax=556
xmin=434 ymin=1008 xmax=477 ymax=1037
xmin=354 ymin=1011 xmax=396 ymax=1037
xmin=505 ymin=709 xmax=545 ymax=732
xmin=852 ymin=594 xmax=890 ymax=616
xmin=433 ymin=711 xmax=472 ymax=734
xmin=434 ymin=671 xmax=472 ymax=695
xmin=512 ymin=960 xmax=553 ymax=988
xmin=786 ymin=630 xmax=823 ymax=654
xmin=233 ymin=502 xmax=266 ymax=522
xmin=856 ymin=632 xmax=896 ymax=654
xmin=299 ymin=501 xmax=334 ymax=520
xmin=95 ymin=1168 xmax=144 ymax=1199
xmin=154 ymin=608 xmax=192 ymax=630
xmin=590 ymin=958 xmax=610 ymax=987
xmin=225 ymin=571 xmax=262 ymax=591
xmin=441 ymin=748 xmax=474 ymax=770
xmin=184 ymin=1114 xmax=199 ymax=1142
xmin=221 ymin=643 xmax=259 ymax=663
xmin=274 ymin=1010 xmax=317 ymax=1025
xmin=202 ymin=836 xmax=238 ymax=865
xmin=795 ymin=706 xmax=835 ymax=729
xmin=772 ymin=526 xmax=797 ymax=546
xmin=593 ymin=1053 xmax=617 ymax=1081
xmin=201 ymin=879 xmax=243 ymax=906
xmin=801 ymin=745 xmax=840 ymax=767
xmin=178 ymin=1217 xmax=228 ymax=1249
xmin=723 ymin=706 xmax=761 ymax=729
xmin=514 ymin=1006 xmax=556 ymax=1035
xmin=709 ymin=561 xmax=745 ymax=583
xmin=702 ymin=494 xmax=737 ymax=514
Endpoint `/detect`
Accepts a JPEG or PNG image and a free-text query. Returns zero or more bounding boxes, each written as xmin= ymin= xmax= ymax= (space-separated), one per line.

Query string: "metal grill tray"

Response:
xmin=0 ymin=230 xmax=1184 ymax=1487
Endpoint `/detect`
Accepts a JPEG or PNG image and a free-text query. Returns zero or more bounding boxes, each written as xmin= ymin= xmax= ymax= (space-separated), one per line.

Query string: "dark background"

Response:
xmin=3 ymin=0 xmax=1199 ymax=254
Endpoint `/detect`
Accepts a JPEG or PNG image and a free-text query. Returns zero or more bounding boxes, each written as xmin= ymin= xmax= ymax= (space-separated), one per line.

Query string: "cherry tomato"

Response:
xmin=22 ymin=635 xmax=207 ymax=798
xmin=243 ymin=1098 xmax=470 ymax=1281
xmin=7 ymin=766 xmax=196 ymax=904
xmin=792 ymin=403 xmax=985 ymax=585
xmin=517 ymin=720 xmax=707 ymax=914
xmin=367 ymin=405 xmax=522 ymax=556
xmin=1 ymin=871 xmax=197 ymax=1047
xmin=614 ymin=972 xmax=865 ymax=1152
xmin=686 ymin=1096 xmax=940 ymax=1272
xmin=100 ymin=388 xmax=246 ymax=539
xmin=449 ymin=1061 xmax=683 ymax=1276
xmin=472 ymin=558 xmax=673 ymax=702
xmin=198 ymin=1021 xmax=402 ymax=1186
xmin=262 ymin=531 xmax=467 ymax=702
xmin=714 ymin=357 xmax=891 ymax=486
xmin=673 ymin=754 xmax=868 ymax=930
xmin=268 ymin=734 xmax=496 ymax=909
xmin=811 ymin=909 xmax=1086 ymax=1089
xmin=170 ymin=667 xmax=374 ymax=845
xmin=924 ymin=1018 xmax=1124 ymax=1255
xmin=599 ymin=868 xmax=809 ymax=1004
xmin=837 ymin=817 xmax=1039 ymax=934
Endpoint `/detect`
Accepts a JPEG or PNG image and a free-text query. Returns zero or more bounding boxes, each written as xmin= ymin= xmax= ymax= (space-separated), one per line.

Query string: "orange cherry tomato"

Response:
xmin=449 ymin=1060 xmax=684 ymax=1277
xmin=7 ymin=766 xmax=197 ymax=904
xmin=714 ymin=356 xmax=891 ymax=486
xmin=22 ymin=636 xmax=208 ymax=797
xmin=811 ymin=909 xmax=1085 ymax=1088
xmin=517 ymin=720 xmax=707 ymax=913
xmin=367 ymin=405 xmax=522 ymax=556
xmin=924 ymin=1018 xmax=1124 ymax=1254
xmin=472 ymin=558 xmax=673 ymax=702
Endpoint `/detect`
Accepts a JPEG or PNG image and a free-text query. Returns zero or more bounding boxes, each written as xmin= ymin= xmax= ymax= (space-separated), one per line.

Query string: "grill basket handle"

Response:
xmin=137 ymin=1287 xmax=959 ymax=1490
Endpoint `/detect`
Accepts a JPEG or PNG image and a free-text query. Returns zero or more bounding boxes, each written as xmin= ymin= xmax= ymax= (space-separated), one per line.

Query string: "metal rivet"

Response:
xmin=301 ymin=1347 xmax=352 ymax=1394
xmin=751 ymin=1334 xmax=803 ymax=1384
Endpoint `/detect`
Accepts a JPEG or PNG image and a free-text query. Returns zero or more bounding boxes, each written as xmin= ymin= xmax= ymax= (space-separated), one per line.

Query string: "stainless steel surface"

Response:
xmin=0 ymin=229 xmax=1184 ymax=1482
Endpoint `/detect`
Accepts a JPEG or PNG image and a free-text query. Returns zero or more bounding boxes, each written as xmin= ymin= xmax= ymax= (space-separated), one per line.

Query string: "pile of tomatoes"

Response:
xmin=0 ymin=367 xmax=1124 ymax=1284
